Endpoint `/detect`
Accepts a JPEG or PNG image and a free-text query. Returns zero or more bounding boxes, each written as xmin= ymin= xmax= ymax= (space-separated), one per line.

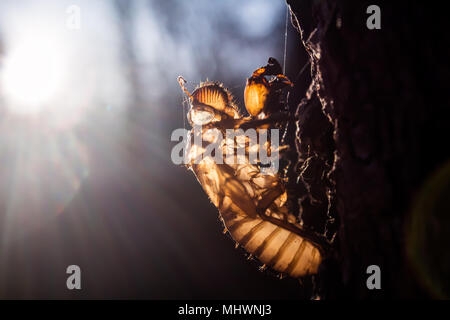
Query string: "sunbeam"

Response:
xmin=2 ymin=35 xmax=67 ymax=114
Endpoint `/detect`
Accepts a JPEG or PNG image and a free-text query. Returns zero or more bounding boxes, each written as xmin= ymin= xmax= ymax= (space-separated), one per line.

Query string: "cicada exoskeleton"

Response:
xmin=177 ymin=58 xmax=328 ymax=278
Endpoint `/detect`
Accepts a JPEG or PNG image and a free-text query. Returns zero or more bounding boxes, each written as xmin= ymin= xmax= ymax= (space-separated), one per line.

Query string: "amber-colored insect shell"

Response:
xmin=244 ymin=78 xmax=270 ymax=117
xmin=191 ymin=82 xmax=240 ymax=119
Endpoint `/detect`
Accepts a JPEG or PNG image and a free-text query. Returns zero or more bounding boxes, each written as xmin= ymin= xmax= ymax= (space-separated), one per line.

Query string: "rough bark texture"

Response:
xmin=287 ymin=0 xmax=450 ymax=298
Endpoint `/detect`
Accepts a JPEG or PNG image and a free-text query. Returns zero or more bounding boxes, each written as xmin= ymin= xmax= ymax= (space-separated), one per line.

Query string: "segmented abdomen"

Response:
xmin=222 ymin=211 xmax=321 ymax=277
xmin=188 ymin=132 xmax=322 ymax=278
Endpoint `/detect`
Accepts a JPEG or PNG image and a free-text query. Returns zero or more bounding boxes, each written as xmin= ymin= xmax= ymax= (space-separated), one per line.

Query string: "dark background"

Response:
xmin=287 ymin=0 xmax=450 ymax=299
xmin=1 ymin=0 xmax=449 ymax=300
xmin=0 ymin=0 xmax=312 ymax=299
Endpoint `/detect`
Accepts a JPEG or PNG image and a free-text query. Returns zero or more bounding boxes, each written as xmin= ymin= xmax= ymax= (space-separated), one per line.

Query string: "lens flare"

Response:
xmin=1 ymin=36 xmax=66 ymax=115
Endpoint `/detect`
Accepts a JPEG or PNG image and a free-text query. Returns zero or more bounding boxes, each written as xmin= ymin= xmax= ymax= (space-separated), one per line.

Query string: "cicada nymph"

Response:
xmin=178 ymin=58 xmax=328 ymax=278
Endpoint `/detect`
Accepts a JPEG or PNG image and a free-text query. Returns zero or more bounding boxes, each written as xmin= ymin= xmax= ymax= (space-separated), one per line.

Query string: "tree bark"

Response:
xmin=287 ymin=0 xmax=450 ymax=298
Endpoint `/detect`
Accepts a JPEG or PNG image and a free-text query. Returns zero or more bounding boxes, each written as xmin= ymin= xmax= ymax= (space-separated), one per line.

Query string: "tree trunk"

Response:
xmin=287 ymin=0 xmax=450 ymax=298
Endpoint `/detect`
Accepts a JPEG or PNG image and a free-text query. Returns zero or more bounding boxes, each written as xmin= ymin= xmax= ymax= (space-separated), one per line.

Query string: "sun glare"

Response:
xmin=1 ymin=36 xmax=66 ymax=115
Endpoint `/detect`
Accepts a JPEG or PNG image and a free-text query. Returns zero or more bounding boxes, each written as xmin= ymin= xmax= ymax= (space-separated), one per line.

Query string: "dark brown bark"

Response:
xmin=287 ymin=0 xmax=450 ymax=298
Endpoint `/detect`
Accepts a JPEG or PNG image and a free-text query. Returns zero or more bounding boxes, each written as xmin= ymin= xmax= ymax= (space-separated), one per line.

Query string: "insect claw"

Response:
xmin=259 ymin=264 xmax=267 ymax=271
xmin=222 ymin=227 xmax=228 ymax=234
xmin=275 ymin=74 xmax=294 ymax=87
xmin=235 ymin=242 xmax=239 ymax=249
xmin=177 ymin=75 xmax=193 ymax=101
xmin=177 ymin=75 xmax=186 ymax=87
xmin=247 ymin=254 xmax=253 ymax=261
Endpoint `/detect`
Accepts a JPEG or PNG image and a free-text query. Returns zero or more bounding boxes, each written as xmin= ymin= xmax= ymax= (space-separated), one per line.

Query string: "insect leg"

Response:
xmin=234 ymin=113 xmax=290 ymax=131
xmin=274 ymin=74 xmax=294 ymax=87
xmin=255 ymin=182 xmax=285 ymax=216
xmin=177 ymin=76 xmax=193 ymax=101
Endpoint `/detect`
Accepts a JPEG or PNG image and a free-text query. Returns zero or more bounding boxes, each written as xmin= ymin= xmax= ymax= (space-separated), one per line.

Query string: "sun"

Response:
xmin=1 ymin=36 xmax=66 ymax=115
